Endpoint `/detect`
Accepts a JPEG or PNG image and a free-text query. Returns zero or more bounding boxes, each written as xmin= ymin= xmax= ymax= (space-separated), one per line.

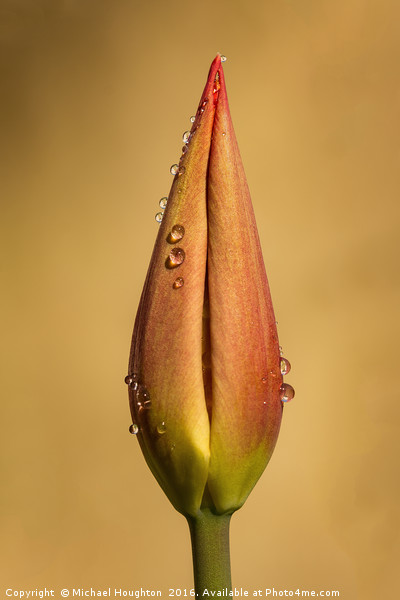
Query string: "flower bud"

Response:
xmin=127 ymin=55 xmax=283 ymax=517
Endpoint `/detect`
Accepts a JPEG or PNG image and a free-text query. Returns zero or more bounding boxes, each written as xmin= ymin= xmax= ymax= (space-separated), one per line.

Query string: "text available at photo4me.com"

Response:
xmin=3 ymin=587 xmax=341 ymax=598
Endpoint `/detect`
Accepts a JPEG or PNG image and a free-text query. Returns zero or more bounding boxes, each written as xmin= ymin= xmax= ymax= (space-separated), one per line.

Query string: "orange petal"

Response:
xmin=128 ymin=57 xmax=221 ymax=516
xmin=206 ymin=62 xmax=283 ymax=513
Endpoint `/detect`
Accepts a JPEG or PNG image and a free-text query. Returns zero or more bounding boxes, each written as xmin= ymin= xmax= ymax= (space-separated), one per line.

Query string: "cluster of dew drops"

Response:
xmin=124 ymin=373 xmax=168 ymax=438
xmin=152 ymin=110 xmax=192 ymax=295
xmin=126 ymin=172 xmax=188 ymax=436
xmin=277 ymin=343 xmax=295 ymax=404
xmin=152 ymin=56 xmax=224 ymax=291
xmin=154 ymin=113 xmax=194 ymax=227
xmin=260 ymin=342 xmax=294 ymax=406
xmin=154 ymin=54 xmax=227 ymax=227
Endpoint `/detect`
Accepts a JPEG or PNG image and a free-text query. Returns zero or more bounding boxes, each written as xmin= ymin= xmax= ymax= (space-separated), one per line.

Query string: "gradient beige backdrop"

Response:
xmin=1 ymin=1 xmax=399 ymax=599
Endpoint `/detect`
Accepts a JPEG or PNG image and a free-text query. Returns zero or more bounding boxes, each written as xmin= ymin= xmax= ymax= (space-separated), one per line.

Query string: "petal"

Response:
xmin=128 ymin=57 xmax=221 ymax=516
xmin=206 ymin=63 xmax=283 ymax=513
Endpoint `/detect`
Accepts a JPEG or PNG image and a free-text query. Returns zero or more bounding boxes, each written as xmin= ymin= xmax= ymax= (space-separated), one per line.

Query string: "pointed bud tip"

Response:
xmin=211 ymin=54 xmax=222 ymax=69
xmin=205 ymin=55 xmax=221 ymax=84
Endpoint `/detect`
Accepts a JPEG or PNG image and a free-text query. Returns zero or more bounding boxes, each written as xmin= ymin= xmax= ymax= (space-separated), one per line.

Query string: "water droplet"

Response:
xmin=142 ymin=397 xmax=151 ymax=410
xmin=157 ymin=421 xmax=166 ymax=435
xmin=261 ymin=377 xmax=267 ymax=384
xmin=178 ymin=166 xmax=185 ymax=175
xmin=173 ymin=277 xmax=184 ymax=289
xmin=136 ymin=386 xmax=151 ymax=409
xmin=279 ymin=345 xmax=283 ymax=356
xmin=220 ymin=55 xmax=227 ymax=62
xmin=190 ymin=115 xmax=195 ymax=123
xmin=125 ymin=374 xmax=135 ymax=385
xmin=167 ymin=224 xmax=185 ymax=243
xmin=129 ymin=424 xmax=139 ymax=435
xmin=166 ymin=247 xmax=186 ymax=269
xmin=222 ymin=132 xmax=226 ymax=136
xmin=155 ymin=212 xmax=163 ymax=223
xmin=280 ymin=383 xmax=295 ymax=403
xmin=170 ymin=444 xmax=176 ymax=451
xmin=182 ymin=131 xmax=191 ymax=143
xmin=182 ymin=145 xmax=188 ymax=155
xmin=170 ymin=164 xmax=179 ymax=175
xmin=125 ymin=374 xmax=139 ymax=390
xmin=280 ymin=357 xmax=291 ymax=376
xmin=159 ymin=197 xmax=168 ymax=209
xmin=199 ymin=99 xmax=208 ymax=113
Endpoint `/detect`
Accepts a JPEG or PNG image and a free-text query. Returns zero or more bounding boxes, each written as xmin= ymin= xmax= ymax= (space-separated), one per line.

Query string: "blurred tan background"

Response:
xmin=1 ymin=1 xmax=399 ymax=598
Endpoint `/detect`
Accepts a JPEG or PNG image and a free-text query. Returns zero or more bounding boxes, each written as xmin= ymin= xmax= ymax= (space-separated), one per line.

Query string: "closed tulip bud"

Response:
xmin=127 ymin=55 xmax=289 ymax=522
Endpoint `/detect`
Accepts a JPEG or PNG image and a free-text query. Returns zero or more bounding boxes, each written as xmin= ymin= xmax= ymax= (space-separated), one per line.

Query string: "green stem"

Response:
xmin=187 ymin=510 xmax=232 ymax=595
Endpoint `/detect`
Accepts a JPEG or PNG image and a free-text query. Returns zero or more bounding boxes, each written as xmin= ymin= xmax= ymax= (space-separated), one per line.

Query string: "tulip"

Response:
xmin=127 ymin=54 xmax=292 ymax=592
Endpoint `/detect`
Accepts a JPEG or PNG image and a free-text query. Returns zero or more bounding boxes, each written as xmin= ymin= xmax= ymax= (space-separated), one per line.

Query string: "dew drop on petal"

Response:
xmin=159 ymin=197 xmax=168 ymax=209
xmin=129 ymin=424 xmax=139 ymax=435
xmin=190 ymin=115 xmax=196 ymax=123
xmin=155 ymin=212 xmax=163 ymax=223
xmin=125 ymin=374 xmax=139 ymax=390
xmin=142 ymin=395 xmax=152 ymax=410
xmin=182 ymin=145 xmax=188 ymax=155
xmin=279 ymin=345 xmax=283 ymax=356
xmin=178 ymin=166 xmax=185 ymax=175
xmin=182 ymin=131 xmax=191 ymax=143
xmin=136 ymin=386 xmax=151 ymax=409
xmin=173 ymin=277 xmax=184 ymax=289
xmin=220 ymin=55 xmax=227 ymax=62
xmin=167 ymin=224 xmax=185 ymax=243
xmin=280 ymin=383 xmax=295 ymax=403
xmin=166 ymin=247 xmax=185 ymax=269
xmin=170 ymin=164 xmax=179 ymax=175
xmin=199 ymin=99 xmax=208 ymax=114
xmin=280 ymin=357 xmax=291 ymax=376
xmin=157 ymin=421 xmax=167 ymax=435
